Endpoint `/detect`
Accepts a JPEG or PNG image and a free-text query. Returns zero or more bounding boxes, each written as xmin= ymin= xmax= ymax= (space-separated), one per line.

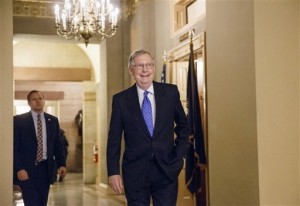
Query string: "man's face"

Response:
xmin=129 ymin=53 xmax=155 ymax=91
xmin=28 ymin=92 xmax=45 ymax=112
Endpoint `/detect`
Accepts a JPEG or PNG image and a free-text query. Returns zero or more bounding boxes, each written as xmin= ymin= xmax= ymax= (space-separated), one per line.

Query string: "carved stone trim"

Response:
xmin=13 ymin=0 xmax=62 ymax=18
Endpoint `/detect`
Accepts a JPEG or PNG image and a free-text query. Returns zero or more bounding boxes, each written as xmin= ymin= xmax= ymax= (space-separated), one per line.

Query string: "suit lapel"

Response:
xmin=25 ymin=112 xmax=37 ymax=141
xmin=152 ymin=82 xmax=164 ymax=137
xmin=44 ymin=113 xmax=53 ymax=144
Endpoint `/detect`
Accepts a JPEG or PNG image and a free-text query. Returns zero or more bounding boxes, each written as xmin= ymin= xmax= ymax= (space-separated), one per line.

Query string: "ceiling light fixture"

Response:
xmin=54 ymin=0 xmax=119 ymax=47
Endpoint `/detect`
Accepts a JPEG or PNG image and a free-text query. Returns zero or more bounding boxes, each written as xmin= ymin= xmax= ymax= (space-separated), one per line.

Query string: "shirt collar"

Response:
xmin=136 ymin=83 xmax=154 ymax=96
xmin=31 ymin=111 xmax=44 ymax=119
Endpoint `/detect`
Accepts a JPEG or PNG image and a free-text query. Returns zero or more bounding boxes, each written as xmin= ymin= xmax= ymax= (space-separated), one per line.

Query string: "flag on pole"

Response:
xmin=161 ymin=62 xmax=166 ymax=83
xmin=185 ymin=39 xmax=207 ymax=202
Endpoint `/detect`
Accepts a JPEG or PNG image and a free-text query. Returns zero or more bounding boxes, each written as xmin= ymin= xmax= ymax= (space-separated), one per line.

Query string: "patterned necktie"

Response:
xmin=142 ymin=91 xmax=153 ymax=136
xmin=36 ymin=114 xmax=43 ymax=162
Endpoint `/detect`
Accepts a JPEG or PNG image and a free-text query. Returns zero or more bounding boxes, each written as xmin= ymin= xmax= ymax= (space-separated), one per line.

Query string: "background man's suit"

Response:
xmin=107 ymin=81 xmax=190 ymax=204
xmin=13 ymin=111 xmax=66 ymax=205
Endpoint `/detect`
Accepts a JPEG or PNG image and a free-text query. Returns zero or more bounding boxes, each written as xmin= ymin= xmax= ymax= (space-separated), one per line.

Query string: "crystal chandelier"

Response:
xmin=54 ymin=0 xmax=119 ymax=47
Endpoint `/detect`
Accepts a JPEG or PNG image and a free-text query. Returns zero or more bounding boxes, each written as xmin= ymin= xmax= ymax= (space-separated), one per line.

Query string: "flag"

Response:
xmin=185 ymin=41 xmax=207 ymax=204
xmin=161 ymin=62 xmax=166 ymax=83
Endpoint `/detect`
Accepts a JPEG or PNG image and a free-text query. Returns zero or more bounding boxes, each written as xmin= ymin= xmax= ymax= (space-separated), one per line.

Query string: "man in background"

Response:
xmin=13 ymin=90 xmax=67 ymax=206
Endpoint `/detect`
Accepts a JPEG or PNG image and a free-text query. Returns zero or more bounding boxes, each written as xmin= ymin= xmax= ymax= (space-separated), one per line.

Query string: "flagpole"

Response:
xmin=162 ymin=50 xmax=167 ymax=63
xmin=189 ymin=29 xmax=195 ymax=52
xmin=186 ymin=29 xmax=207 ymax=206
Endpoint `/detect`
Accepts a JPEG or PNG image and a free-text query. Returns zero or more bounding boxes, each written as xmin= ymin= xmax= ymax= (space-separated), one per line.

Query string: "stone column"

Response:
xmin=0 ymin=1 xmax=13 ymax=205
xmin=82 ymin=82 xmax=98 ymax=183
xmin=206 ymin=0 xmax=259 ymax=204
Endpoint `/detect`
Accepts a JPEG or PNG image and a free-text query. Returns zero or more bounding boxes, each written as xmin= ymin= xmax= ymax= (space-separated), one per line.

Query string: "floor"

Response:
xmin=14 ymin=173 xmax=127 ymax=206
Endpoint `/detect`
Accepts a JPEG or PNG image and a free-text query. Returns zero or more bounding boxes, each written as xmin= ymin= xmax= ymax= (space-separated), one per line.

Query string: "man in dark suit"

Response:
xmin=13 ymin=90 xmax=67 ymax=206
xmin=107 ymin=50 xmax=189 ymax=206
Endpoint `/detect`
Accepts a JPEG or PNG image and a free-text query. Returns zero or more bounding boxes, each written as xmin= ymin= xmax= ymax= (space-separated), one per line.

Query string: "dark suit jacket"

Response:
xmin=107 ymin=81 xmax=189 ymax=189
xmin=13 ymin=111 xmax=66 ymax=185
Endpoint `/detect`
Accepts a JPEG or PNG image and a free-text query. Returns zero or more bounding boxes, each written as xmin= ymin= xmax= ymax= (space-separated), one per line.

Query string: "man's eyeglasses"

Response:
xmin=132 ymin=63 xmax=154 ymax=70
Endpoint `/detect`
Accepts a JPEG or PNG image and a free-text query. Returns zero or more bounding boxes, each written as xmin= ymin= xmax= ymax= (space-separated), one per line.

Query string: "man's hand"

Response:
xmin=108 ymin=175 xmax=123 ymax=194
xmin=58 ymin=166 xmax=67 ymax=177
xmin=17 ymin=169 xmax=29 ymax=181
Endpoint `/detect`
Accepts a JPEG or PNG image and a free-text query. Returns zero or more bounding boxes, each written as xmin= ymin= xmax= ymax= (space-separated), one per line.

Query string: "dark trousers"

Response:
xmin=18 ymin=161 xmax=50 ymax=206
xmin=125 ymin=159 xmax=178 ymax=206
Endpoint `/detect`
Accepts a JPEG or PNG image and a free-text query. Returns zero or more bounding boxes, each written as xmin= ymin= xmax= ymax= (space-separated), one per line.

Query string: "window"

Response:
xmin=171 ymin=0 xmax=205 ymax=37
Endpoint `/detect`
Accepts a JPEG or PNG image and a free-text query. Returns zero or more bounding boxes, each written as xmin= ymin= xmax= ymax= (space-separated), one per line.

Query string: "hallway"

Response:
xmin=14 ymin=173 xmax=126 ymax=206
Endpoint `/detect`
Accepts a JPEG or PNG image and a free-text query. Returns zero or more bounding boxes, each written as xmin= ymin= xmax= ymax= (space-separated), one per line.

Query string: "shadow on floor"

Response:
xmin=13 ymin=173 xmax=126 ymax=206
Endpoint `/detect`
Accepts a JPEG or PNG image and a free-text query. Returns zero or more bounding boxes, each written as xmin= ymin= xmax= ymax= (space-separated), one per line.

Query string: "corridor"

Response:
xmin=14 ymin=173 xmax=126 ymax=206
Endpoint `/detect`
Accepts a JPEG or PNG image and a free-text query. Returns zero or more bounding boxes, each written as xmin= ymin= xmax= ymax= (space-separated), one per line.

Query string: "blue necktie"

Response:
xmin=142 ymin=91 xmax=153 ymax=136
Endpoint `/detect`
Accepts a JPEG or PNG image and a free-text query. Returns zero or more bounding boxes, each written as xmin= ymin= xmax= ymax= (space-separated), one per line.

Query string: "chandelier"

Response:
xmin=54 ymin=0 xmax=119 ymax=47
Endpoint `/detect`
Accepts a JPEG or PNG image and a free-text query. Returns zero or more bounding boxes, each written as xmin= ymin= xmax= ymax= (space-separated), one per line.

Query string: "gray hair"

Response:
xmin=128 ymin=49 xmax=155 ymax=69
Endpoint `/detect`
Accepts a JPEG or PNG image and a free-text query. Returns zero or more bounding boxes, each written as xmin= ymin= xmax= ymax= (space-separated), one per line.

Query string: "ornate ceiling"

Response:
xmin=12 ymin=0 xmax=146 ymax=35
xmin=13 ymin=0 xmax=58 ymax=18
